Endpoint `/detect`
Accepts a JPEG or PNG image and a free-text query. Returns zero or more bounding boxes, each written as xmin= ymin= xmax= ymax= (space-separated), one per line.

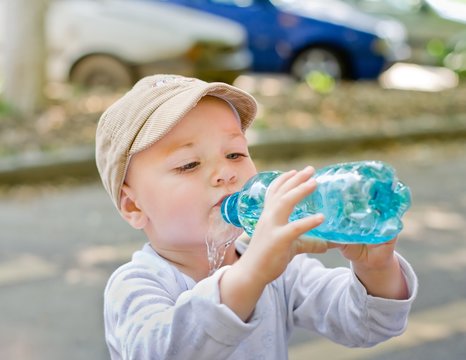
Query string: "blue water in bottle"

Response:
xmin=220 ymin=161 xmax=411 ymax=244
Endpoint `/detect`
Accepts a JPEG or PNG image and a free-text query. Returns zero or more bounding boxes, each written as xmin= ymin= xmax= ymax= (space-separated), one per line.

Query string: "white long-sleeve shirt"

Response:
xmin=104 ymin=242 xmax=418 ymax=359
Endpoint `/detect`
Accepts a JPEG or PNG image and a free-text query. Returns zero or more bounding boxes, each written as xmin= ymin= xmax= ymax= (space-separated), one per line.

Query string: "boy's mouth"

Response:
xmin=215 ymin=194 xmax=231 ymax=208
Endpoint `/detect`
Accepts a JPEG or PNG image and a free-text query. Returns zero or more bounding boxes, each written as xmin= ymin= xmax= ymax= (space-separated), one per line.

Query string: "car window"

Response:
xmin=210 ymin=0 xmax=255 ymax=6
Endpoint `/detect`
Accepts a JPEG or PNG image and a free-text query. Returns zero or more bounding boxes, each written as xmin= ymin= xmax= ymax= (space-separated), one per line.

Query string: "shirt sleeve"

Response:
xmin=104 ymin=254 xmax=258 ymax=360
xmin=284 ymin=252 xmax=418 ymax=347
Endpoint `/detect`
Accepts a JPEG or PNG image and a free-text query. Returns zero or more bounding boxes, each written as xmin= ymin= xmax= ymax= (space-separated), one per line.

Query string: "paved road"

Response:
xmin=0 ymin=140 xmax=465 ymax=360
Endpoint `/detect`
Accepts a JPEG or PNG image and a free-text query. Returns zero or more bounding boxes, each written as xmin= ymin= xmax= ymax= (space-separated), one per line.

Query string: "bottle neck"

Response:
xmin=220 ymin=192 xmax=242 ymax=227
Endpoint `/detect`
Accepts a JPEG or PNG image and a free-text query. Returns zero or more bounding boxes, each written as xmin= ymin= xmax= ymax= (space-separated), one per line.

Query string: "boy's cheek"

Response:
xmin=157 ymin=205 xmax=207 ymax=241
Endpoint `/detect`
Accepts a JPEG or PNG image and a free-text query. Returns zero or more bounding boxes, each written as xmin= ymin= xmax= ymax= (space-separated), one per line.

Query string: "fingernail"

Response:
xmin=315 ymin=213 xmax=325 ymax=222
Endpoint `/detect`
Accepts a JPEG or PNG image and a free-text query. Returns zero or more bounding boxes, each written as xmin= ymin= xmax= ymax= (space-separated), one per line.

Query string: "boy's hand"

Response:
xmin=334 ymin=238 xmax=409 ymax=300
xmin=336 ymin=238 xmax=398 ymax=270
xmin=220 ymin=166 xmax=329 ymax=321
xmin=238 ymin=166 xmax=329 ymax=286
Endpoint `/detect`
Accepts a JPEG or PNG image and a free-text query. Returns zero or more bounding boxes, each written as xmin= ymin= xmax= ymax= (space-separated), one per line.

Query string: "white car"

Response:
xmin=346 ymin=0 xmax=466 ymax=69
xmin=2 ymin=0 xmax=252 ymax=87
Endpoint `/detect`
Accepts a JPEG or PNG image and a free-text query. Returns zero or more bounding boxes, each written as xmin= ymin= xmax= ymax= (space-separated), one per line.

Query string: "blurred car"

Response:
xmin=426 ymin=0 xmax=466 ymax=24
xmin=0 ymin=0 xmax=251 ymax=88
xmin=344 ymin=0 xmax=466 ymax=74
xmin=152 ymin=0 xmax=410 ymax=81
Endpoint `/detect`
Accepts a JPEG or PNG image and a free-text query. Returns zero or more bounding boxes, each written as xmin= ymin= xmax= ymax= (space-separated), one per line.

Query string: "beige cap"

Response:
xmin=95 ymin=74 xmax=257 ymax=210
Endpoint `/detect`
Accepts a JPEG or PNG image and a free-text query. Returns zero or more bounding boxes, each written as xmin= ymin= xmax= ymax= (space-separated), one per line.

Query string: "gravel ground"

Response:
xmin=1 ymin=76 xmax=466 ymax=157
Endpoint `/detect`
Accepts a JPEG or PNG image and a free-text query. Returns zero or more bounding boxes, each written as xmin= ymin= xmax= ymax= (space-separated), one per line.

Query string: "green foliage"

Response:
xmin=250 ymin=116 xmax=269 ymax=130
xmin=305 ymin=71 xmax=335 ymax=94
xmin=427 ymin=39 xmax=447 ymax=58
xmin=0 ymin=97 xmax=16 ymax=117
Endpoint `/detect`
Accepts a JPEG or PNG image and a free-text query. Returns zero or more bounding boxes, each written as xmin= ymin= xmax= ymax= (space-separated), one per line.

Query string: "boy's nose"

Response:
xmin=213 ymin=166 xmax=237 ymax=186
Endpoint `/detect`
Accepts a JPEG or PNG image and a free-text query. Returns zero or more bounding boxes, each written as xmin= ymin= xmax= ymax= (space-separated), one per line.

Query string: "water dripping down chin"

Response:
xmin=205 ymin=209 xmax=243 ymax=276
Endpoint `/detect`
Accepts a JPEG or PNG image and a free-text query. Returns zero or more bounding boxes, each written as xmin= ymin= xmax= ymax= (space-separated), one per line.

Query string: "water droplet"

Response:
xmin=205 ymin=210 xmax=243 ymax=275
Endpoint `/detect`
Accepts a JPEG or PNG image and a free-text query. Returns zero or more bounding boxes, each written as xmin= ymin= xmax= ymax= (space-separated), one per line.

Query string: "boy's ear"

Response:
xmin=119 ymin=184 xmax=147 ymax=229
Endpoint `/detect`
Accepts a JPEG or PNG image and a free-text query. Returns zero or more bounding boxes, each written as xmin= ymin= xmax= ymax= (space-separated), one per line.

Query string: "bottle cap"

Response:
xmin=220 ymin=192 xmax=241 ymax=227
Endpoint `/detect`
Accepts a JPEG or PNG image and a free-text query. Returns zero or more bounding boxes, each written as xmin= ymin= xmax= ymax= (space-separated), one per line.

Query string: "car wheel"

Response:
xmin=70 ymin=55 xmax=134 ymax=89
xmin=290 ymin=47 xmax=345 ymax=81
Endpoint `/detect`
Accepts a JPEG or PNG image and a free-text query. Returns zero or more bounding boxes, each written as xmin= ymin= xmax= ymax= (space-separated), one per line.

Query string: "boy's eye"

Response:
xmin=176 ymin=161 xmax=200 ymax=173
xmin=227 ymin=153 xmax=247 ymax=160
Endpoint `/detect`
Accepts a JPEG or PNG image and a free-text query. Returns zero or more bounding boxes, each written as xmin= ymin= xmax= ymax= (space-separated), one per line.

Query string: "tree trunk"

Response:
xmin=2 ymin=0 xmax=48 ymax=117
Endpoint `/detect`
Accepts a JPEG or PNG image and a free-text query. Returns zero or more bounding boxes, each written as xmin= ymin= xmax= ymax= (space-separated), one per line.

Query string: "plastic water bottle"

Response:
xmin=220 ymin=161 xmax=411 ymax=244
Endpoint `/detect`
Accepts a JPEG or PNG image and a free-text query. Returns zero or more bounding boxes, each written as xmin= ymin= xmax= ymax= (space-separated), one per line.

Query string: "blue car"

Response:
xmin=152 ymin=0 xmax=409 ymax=80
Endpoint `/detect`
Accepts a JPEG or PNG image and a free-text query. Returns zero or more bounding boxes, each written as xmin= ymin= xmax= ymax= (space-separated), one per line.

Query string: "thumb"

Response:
xmin=295 ymin=236 xmax=331 ymax=254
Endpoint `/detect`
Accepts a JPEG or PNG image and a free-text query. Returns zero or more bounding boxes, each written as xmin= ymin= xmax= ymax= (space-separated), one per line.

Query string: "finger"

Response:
xmin=279 ymin=177 xmax=317 ymax=213
xmin=278 ymin=166 xmax=315 ymax=194
xmin=268 ymin=170 xmax=298 ymax=194
xmin=366 ymin=237 xmax=398 ymax=250
xmin=295 ymin=237 xmax=329 ymax=254
xmin=320 ymin=241 xmax=349 ymax=250
xmin=284 ymin=213 xmax=325 ymax=241
xmin=325 ymin=241 xmax=342 ymax=250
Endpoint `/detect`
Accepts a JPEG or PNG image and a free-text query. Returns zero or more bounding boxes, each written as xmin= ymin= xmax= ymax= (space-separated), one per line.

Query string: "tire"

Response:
xmin=290 ymin=47 xmax=346 ymax=81
xmin=69 ymin=55 xmax=134 ymax=89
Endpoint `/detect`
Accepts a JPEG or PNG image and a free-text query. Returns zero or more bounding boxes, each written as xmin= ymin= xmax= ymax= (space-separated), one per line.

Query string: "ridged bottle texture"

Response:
xmin=220 ymin=161 xmax=411 ymax=244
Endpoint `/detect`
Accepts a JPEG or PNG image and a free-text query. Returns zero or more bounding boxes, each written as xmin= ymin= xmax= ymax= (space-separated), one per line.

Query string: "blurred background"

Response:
xmin=0 ymin=0 xmax=465 ymax=359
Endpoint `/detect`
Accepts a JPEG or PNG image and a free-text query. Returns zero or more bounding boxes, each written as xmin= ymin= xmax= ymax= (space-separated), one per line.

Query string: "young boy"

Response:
xmin=95 ymin=74 xmax=418 ymax=359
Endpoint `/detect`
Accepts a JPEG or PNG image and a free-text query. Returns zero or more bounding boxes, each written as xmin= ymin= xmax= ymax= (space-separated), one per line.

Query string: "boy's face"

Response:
xmin=122 ymin=96 xmax=257 ymax=252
